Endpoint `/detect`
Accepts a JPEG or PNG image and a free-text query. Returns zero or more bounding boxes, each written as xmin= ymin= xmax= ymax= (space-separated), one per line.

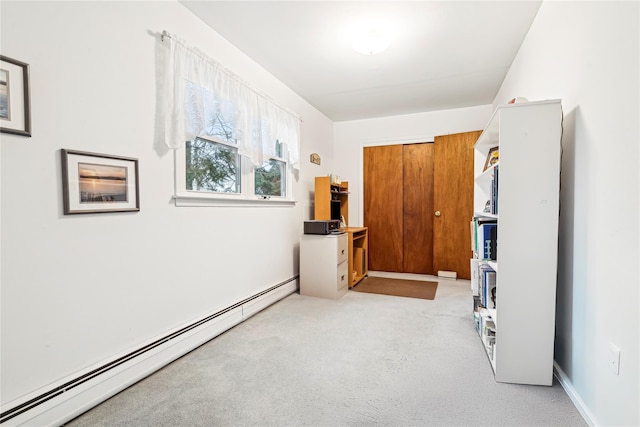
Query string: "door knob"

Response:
xmin=434 ymin=210 xmax=441 ymax=217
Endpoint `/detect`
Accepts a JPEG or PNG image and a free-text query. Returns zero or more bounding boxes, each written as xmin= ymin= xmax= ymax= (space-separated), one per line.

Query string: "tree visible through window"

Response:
xmin=255 ymin=158 xmax=286 ymax=197
xmin=185 ymin=137 xmax=240 ymax=193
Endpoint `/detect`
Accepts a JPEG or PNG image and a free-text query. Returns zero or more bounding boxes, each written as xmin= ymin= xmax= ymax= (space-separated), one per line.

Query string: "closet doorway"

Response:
xmin=363 ymin=131 xmax=481 ymax=279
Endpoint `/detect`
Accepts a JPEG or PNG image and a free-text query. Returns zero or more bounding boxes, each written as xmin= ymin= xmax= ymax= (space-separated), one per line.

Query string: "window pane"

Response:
xmin=255 ymin=159 xmax=286 ymax=197
xmin=186 ymin=138 xmax=240 ymax=193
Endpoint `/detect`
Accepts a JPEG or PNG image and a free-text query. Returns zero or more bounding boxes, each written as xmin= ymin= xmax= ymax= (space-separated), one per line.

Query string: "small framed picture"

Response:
xmin=483 ymin=146 xmax=499 ymax=171
xmin=0 ymin=55 xmax=31 ymax=137
xmin=61 ymin=149 xmax=140 ymax=214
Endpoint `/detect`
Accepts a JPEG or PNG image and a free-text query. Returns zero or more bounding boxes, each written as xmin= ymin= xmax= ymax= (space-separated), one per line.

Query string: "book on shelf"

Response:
xmin=489 ymin=165 xmax=499 ymax=215
xmin=472 ymin=262 xmax=497 ymax=310
xmin=489 ymin=224 xmax=497 ymax=261
xmin=482 ymin=269 xmax=497 ymax=309
xmin=477 ymin=264 xmax=493 ymax=303
xmin=470 ymin=258 xmax=480 ymax=294
xmin=470 ymin=220 xmax=476 ymax=252
xmin=471 ymin=217 xmax=497 ymax=258
xmin=477 ymin=222 xmax=497 ymax=260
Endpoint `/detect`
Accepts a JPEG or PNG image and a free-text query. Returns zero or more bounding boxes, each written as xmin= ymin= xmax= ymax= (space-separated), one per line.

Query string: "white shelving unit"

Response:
xmin=471 ymin=99 xmax=563 ymax=386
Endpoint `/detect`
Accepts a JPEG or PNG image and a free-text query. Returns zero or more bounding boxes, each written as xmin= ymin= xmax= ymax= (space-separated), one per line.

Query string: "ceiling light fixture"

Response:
xmin=352 ymin=27 xmax=391 ymax=55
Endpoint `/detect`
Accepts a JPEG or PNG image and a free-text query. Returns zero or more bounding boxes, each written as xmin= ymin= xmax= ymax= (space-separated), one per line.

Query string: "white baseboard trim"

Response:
xmin=1 ymin=279 xmax=298 ymax=427
xmin=554 ymin=361 xmax=598 ymax=427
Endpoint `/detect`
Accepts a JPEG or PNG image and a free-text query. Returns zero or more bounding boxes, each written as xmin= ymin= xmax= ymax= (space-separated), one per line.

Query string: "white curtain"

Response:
xmin=162 ymin=32 xmax=300 ymax=171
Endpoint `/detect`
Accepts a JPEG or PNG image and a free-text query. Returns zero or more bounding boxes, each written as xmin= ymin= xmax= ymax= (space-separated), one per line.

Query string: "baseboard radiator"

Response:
xmin=0 ymin=277 xmax=298 ymax=427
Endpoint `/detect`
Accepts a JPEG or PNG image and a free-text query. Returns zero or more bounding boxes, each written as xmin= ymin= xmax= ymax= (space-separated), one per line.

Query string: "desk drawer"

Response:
xmin=337 ymin=234 xmax=348 ymax=264
xmin=337 ymin=261 xmax=349 ymax=291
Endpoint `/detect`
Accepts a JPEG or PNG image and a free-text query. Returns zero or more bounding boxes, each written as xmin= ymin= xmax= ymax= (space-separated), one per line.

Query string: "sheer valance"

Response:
xmin=162 ymin=32 xmax=300 ymax=171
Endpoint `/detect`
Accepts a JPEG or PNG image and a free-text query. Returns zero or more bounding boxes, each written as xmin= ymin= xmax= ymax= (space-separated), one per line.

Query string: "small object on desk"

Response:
xmin=303 ymin=220 xmax=341 ymax=235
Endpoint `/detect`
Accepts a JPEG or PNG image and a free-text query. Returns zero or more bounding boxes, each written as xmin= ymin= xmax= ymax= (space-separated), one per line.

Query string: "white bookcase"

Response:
xmin=471 ymin=99 xmax=563 ymax=386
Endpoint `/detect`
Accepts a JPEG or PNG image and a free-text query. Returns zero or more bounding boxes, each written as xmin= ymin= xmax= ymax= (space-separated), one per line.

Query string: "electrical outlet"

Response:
xmin=608 ymin=343 xmax=620 ymax=375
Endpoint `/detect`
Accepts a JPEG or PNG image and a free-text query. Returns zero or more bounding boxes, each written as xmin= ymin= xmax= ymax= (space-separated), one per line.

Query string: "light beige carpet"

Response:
xmin=352 ymin=276 xmax=438 ymax=300
xmin=67 ymin=284 xmax=586 ymax=427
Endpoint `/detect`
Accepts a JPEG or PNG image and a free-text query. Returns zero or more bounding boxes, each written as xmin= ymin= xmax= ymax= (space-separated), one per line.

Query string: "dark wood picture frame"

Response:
xmin=0 ymin=55 xmax=31 ymax=137
xmin=61 ymin=149 xmax=140 ymax=214
xmin=483 ymin=146 xmax=499 ymax=171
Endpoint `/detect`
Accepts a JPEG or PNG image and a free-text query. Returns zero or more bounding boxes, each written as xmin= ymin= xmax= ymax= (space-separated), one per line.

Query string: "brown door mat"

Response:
xmin=352 ymin=276 xmax=438 ymax=300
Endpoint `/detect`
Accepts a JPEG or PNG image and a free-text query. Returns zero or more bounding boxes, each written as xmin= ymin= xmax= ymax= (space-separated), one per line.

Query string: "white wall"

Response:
xmin=494 ymin=2 xmax=639 ymax=425
xmin=333 ymin=105 xmax=492 ymax=226
xmin=0 ymin=0 xmax=333 ymax=407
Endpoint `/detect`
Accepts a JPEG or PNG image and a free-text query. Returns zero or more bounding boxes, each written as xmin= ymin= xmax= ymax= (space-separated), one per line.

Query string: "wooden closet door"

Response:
xmin=363 ymin=145 xmax=403 ymax=272
xmin=433 ymin=131 xmax=481 ymax=279
xmin=403 ymin=143 xmax=434 ymax=274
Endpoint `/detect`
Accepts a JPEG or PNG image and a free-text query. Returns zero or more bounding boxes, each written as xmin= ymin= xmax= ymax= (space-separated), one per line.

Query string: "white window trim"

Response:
xmin=173 ymin=136 xmax=296 ymax=207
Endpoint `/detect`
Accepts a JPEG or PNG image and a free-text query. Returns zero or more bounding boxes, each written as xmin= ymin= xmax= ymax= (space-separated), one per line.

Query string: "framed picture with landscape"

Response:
xmin=61 ymin=149 xmax=140 ymax=214
xmin=0 ymin=55 xmax=31 ymax=137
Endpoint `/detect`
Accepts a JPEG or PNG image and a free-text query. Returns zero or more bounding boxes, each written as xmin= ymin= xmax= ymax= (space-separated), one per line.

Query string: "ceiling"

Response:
xmin=180 ymin=1 xmax=542 ymax=122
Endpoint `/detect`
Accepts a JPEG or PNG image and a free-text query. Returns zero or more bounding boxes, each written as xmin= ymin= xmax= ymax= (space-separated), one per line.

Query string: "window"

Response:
xmin=181 ymin=136 xmax=290 ymax=202
xmin=162 ymin=32 xmax=299 ymax=206
xmin=175 ymin=135 xmax=293 ymax=206
xmin=175 ymin=113 xmax=293 ymax=205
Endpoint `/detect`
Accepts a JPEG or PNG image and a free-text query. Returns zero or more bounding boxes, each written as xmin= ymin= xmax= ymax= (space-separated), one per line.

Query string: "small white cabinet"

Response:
xmin=300 ymin=233 xmax=349 ymax=300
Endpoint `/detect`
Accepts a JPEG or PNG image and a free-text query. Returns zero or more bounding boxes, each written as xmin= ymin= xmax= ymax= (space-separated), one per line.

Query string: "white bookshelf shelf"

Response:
xmin=474 ymin=212 xmax=498 ymax=219
xmin=475 ymin=162 xmax=499 ymax=182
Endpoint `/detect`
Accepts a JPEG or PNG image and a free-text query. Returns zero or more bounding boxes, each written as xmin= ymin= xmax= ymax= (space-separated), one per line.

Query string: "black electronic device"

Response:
xmin=303 ymin=220 xmax=341 ymax=235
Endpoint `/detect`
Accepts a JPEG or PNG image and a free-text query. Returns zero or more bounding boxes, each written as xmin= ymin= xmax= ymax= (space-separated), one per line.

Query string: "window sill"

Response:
xmin=173 ymin=193 xmax=297 ymax=207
